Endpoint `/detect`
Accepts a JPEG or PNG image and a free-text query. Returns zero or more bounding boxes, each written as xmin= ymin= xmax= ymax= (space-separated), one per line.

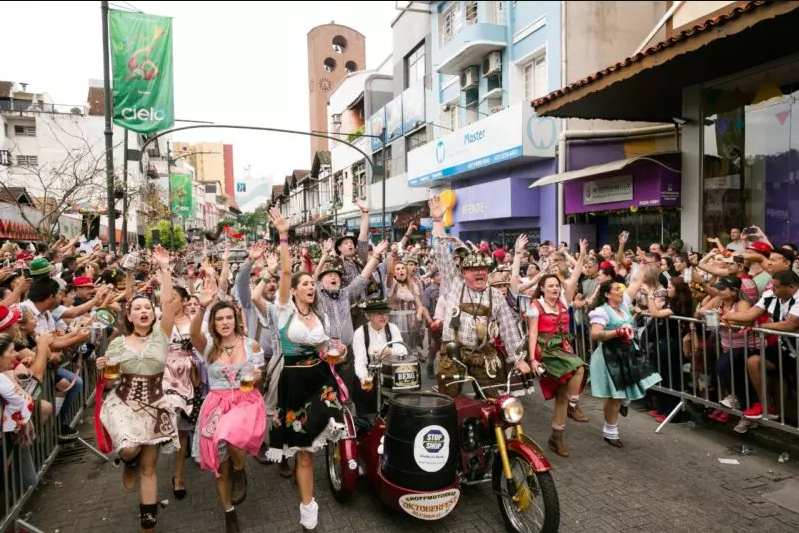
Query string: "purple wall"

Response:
xmin=563 ymin=141 xmax=681 ymax=214
xmin=451 ymin=158 xmax=557 ymax=240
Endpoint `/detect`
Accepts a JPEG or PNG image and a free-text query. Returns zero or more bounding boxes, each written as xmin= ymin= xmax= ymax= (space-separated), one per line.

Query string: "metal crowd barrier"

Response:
xmin=570 ymin=309 xmax=799 ymax=437
xmin=1 ymin=326 xmax=110 ymax=533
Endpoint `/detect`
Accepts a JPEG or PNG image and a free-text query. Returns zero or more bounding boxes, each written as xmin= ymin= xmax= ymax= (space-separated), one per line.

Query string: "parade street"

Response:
xmin=24 ymin=391 xmax=799 ymax=533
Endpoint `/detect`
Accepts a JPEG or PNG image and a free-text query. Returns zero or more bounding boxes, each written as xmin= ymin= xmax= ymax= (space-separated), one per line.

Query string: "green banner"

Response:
xmin=109 ymin=9 xmax=174 ymax=134
xmin=169 ymin=173 xmax=192 ymax=216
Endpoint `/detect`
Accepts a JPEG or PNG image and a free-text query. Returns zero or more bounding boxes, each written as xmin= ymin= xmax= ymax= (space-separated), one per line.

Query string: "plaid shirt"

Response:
xmin=341 ymin=240 xmax=370 ymax=297
xmin=434 ymin=237 xmax=523 ymax=362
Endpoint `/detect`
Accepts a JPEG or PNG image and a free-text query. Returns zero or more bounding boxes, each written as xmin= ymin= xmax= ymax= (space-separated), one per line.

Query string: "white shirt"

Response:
xmin=19 ymin=300 xmax=57 ymax=336
xmin=755 ymin=289 xmax=799 ymax=322
xmin=351 ymin=322 xmax=407 ymax=381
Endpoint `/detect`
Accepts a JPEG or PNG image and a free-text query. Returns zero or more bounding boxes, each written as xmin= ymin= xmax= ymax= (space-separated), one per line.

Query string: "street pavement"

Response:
xmin=21 ymin=390 xmax=799 ymax=533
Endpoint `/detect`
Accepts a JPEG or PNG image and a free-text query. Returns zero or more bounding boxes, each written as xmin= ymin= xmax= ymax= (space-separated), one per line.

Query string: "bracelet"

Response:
xmin=432 ymin=216 xmax=442 ymax=222
xmin=279 ymin=237 xmax=288 ymax=244
xmin=361 ymin=209 xmax=369 ymax=214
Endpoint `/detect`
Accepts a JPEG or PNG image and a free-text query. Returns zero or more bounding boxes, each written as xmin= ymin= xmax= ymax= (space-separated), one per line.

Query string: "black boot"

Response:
xmin=231 ymin=467 xmax=248 ymax=505
xmin=139 ymin=503 xmax=158 ymax=532
xmin=225 ymin=507 xmax=240 ymax=533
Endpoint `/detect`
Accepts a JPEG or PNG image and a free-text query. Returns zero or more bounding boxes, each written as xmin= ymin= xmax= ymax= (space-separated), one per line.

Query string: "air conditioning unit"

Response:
xmin=460 ymin=66 xmax=479 ymax=91
xmin=482 ymin=51 xmax=502 ymax=77
xmin=332 ymin=114 xmax=342 ymax=126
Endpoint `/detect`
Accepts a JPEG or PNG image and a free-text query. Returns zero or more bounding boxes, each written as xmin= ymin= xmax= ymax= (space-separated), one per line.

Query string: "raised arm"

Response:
xmin=153 ymin=246 xmax=174 ymax=336
xmin=314 ymin=238 xmax=333 ymax=281
xmin=429 ymin=196 xmax=457 ymax=289
xmin=238 ymin=242 xmax=266 ymax=310
xmin=510 ymin=235 xmax=527 ymax=294
xmin=360 ymin=240 xmax=388 ymax=280
xmin=625 ymin=261 xmax=645 ymax=301
xmin=251 ymin=278 xmax=270 ymax=317
xmin=354 ymin=198 xmax=370 ymax=245
xmin=397 ymin=223 xmax=417 ymax=252
xmin=270 ymin=208 xmax=292 ymax=306
xmin=616 ymin=231 xmax=628 ymax=266
xmin=190 ymin=279 xmax=217 ymax=356
xmin=698 ymin=250 xmax=729 ymax=277
xmin=219 ymin=245 xmax=231 ymax=295
xmin=564 ymin=239 xmax=588 ymax=304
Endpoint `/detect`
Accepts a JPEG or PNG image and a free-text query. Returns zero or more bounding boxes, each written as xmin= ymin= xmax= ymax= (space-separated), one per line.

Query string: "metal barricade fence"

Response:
xmin=1 ymin=327 xmax=110 ymax=533
xmin=571 ymin=308 xmax=799 ymax=437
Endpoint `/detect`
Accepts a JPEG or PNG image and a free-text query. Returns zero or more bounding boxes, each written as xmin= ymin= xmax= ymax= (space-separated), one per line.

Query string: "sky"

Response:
xmin=1 ymin=0 xmax=398 ymax=191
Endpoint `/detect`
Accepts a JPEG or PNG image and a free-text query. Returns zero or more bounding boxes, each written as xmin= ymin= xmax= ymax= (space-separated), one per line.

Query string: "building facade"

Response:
xmin=533 ymin=1 xmax=799 ymax=251
xmin=398 ymin=1 xmax=667 ymax=248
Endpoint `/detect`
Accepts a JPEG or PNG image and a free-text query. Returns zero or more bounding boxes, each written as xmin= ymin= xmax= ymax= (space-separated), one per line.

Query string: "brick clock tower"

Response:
xmin=307 ymin=23 xmax=365 ymax=159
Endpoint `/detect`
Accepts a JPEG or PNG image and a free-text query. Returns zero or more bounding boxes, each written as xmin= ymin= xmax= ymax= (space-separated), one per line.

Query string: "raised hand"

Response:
xmin=579 ymin=238 xmax=589 ymax=255
xmin=249 ymin=242 xmax=267 ymax=262
xmin=355 ymin=198 xmax=368 ymax=212
xmin=323 ymin=238 xmax=333 ymax=254
xmin=374 ymin=240 xmax=389 ymax=256
xmin=269 ymin=207 xmax=290 ymax=235
xmin=428 ymin=196 xmax=443 ymax=219
xmin=198 ymin=277 xmax=218 ymax=307
xmin=223 ymin=246 xmax=230 ymax=262
xmin=515 ymin=234 xmax=528 ymax=254
xmin=266 ymin=252 xmax=279 ymax=272
xmin=619 ymin=231 xmax=629 ymax=245
xmin=153 ymin=246 xmax=170 ymax=269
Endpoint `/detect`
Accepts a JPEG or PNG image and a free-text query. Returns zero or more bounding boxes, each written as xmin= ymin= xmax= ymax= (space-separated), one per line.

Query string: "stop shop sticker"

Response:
xmin=414 ymin=425 xmax=450 ymax=472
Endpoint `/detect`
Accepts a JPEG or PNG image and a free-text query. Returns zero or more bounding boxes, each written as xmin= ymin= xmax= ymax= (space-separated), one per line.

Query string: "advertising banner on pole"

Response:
xmin=109 ymin=9 xmax=175 ymax=133
xmin=169 ymin=173 xmax=192 ymax=216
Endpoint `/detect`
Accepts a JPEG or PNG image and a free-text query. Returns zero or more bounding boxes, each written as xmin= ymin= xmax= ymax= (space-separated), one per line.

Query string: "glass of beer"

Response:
xmin=326 ymin=339 xmax=343 ymax=365
xmin=240 ymin=364 xmax=256 ymax=392
xmin=362 ymin=374 xmax=374 ymax=392
xmin=104 ymin=361 xmax=121 ymax=380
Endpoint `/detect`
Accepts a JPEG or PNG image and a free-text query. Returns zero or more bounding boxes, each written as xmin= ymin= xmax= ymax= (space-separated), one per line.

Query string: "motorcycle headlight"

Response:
xmin=500 ymin=397 xmax=524 ymax=424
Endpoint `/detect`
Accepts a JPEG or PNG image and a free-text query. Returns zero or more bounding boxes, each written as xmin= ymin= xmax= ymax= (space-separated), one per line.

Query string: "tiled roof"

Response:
xmin=532 ymin=1 xmax=771 ymax=110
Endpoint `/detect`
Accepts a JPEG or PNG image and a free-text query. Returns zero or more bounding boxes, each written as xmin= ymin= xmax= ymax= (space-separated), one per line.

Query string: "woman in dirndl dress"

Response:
xmin=589 ymin=267 xmax=661 ymax=448
xmin=96 ymin=246 xmax=182 ymax=533
xmin=189 ymin=293 xmax=266 ymax=533
xmin=265 ymin=208 xmax=347 ymax=533
xmin=525 ymin=239 xmax=589 ymax=458
xmin=163 ymin=285 xmax=206 ymax=501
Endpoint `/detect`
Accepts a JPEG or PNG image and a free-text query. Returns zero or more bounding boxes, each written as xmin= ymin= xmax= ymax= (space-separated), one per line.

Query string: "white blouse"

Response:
xmin=271 ymin=301 xmax=329 ymax=345
xmin=588 ymin=293 xmax=633 ymax=327
xmin=351 ymin=323 xmax=407 ymax=381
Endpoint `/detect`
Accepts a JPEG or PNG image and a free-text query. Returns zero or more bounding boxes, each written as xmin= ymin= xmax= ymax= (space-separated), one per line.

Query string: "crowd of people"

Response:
xmin=1 ymin=201 xmax=798 ymax=532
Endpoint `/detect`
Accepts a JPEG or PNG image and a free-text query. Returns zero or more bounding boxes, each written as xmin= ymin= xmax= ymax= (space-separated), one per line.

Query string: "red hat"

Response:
xmin=493 ymin=249 xmax=506 ymax=262
xmin=746 ymin=241 xmax=772 ymax=256
xmin=478 ymin=242 xmax=490 ymax=253
xmin=73 ymin=276 xmax=95 ymax=288
xmin=0 ymin=305 xmax=21 ymax=332
xmin=15 ymin=252 xmax=32 ymax=261
xmin=599 ymin=261 xmax=615 ymax=270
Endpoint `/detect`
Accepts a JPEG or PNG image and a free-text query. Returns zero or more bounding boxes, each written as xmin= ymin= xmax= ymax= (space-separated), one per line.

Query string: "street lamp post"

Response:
xmin=100 ymin=0 xmax=116 ymax=252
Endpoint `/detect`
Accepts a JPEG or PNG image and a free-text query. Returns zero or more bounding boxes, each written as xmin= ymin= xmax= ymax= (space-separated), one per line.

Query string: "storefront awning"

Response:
xmin=529 ymin=152 xmax=680 ymax=188
xmin=532 ymin=1 xmax=799 ymax=122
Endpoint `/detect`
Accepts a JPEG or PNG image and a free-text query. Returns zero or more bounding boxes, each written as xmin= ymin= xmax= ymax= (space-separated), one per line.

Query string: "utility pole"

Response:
xmin=121 ymin=129 xmax=129 ymax=253
xmin=166 ymin=140 xmax=175 ymax=250
xmin=101 ymin=0 xmax=116 ymax=252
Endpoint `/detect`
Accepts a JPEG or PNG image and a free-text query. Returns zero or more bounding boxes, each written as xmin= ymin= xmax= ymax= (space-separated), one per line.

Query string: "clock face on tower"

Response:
xmin=318 ymin=77 xmax=333 ymax=92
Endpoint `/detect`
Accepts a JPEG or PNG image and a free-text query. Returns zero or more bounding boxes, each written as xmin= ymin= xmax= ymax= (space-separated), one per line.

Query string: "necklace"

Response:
xmin=297 ymin=305 xmax=312 ymax=317
xmin=221 ymin=338 xmax=238 ymax=356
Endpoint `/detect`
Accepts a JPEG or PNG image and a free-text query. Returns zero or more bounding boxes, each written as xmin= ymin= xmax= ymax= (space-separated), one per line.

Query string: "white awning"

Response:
xmin=528 ymin=152 xmax=681 ymax=188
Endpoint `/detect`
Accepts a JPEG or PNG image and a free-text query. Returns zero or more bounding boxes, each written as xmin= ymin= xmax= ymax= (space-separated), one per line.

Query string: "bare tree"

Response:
xmin=0 ymin=115 xmax=138 ymax=244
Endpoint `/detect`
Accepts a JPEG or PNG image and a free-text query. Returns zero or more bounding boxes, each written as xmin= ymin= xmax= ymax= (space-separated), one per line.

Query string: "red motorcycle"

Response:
xmin=327 ymin=341 xmax=560 ymax=532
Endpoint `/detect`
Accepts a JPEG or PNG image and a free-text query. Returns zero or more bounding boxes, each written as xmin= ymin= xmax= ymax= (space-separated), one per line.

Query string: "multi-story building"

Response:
xmin=0 ymin=79 xmax=151 ymax=245
xmin=533 ymin=1 xmax=799 ymax=251
xmin=171 ymin=141 xmax=235 ymax=198
xmin=307 ymin=23 xmax=366 ymax=159
xmin=401 ymin=1 xmax=669 ymax=247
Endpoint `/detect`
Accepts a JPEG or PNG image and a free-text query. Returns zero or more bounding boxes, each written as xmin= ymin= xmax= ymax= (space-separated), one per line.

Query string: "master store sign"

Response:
xmin=406 ymin=104 xmax=558 ymax=186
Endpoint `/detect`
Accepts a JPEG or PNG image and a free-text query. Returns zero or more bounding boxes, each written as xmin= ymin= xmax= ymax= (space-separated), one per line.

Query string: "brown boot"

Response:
xmin=225 ymin=508 xmax=240 ymax=533
xmin=231 ymin=467 xmax=247 ymax=505
xmin=568 ymin=404 xmax=590 ymax=423
xmin=548 ymin=429 xmax=569 ymax=457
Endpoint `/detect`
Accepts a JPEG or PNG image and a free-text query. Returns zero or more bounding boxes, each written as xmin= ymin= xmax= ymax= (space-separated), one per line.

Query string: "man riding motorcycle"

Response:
xmin=428 ymin=197 xmax=530 ymax=398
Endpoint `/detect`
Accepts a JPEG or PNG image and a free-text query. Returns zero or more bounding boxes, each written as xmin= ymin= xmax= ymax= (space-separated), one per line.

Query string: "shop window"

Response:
xmin=405 ymin=42 xmax=426 ymax=89
xmin=406 ymin=128 xmax=428 ymax=151
xmin=702 ymin=60 xmax=799 ymax=248
xmin=372 ymin=146 xmax=392 ymax=183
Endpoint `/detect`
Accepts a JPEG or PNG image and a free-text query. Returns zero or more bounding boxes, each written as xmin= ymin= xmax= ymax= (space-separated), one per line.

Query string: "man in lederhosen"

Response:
xmin=428 ymin=197 xmax=530 ymax=398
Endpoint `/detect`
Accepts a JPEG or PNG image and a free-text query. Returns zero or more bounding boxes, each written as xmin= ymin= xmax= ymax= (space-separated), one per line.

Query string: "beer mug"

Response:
xmin=704 ymin=309 xmax=720 ymax=330
xmin=104 ymin=360 xmax=121 ymax=380
xmin=121 ymin=252 xmax=140 ymax=271
xmin=362 ymin=374 xmax=374 ymax=392
xmin=326 ymin=339 xmax=344 ymax=365
xmin=240 ymin=364 xmax=256 ymax=392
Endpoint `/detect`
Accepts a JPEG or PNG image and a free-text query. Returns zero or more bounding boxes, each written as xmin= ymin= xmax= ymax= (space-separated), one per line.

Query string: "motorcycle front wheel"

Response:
xmin=326 ymin=440 xmax=354 ymax=503
xmin=493 ymin=449 xmax=560 ymax=533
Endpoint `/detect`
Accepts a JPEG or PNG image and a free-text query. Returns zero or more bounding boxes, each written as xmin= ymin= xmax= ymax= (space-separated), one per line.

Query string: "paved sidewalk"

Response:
xmin=21 ymin=392 xmax=799 ymax=533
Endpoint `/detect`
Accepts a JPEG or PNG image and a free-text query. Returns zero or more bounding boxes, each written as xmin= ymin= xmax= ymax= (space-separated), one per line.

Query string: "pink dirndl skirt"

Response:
xmin=196 ymin=388 xmax=266 ymax=476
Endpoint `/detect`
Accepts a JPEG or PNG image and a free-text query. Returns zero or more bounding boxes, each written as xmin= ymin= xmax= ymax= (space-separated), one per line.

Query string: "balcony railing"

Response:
xmin=0 ymin=99 xmax=88 ymax=115
xmin=441 ymin=1 xmax=505 ymax=46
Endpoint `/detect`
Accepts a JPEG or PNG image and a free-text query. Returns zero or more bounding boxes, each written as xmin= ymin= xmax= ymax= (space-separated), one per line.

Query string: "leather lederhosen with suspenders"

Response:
xmin=352 ymin=322 xmax=393 ymax=415
xmin=440 ymin=284 xmax=504 ymax=397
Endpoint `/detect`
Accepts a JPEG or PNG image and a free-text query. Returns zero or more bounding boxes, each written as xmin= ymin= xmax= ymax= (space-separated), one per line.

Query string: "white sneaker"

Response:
xmin=733 ymin=419 xmax=758 ymax=434
xmin=300 ymin=499 xmax=318 ymax=531
xmin=720 ymin=394 xmax=740 ymax=410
